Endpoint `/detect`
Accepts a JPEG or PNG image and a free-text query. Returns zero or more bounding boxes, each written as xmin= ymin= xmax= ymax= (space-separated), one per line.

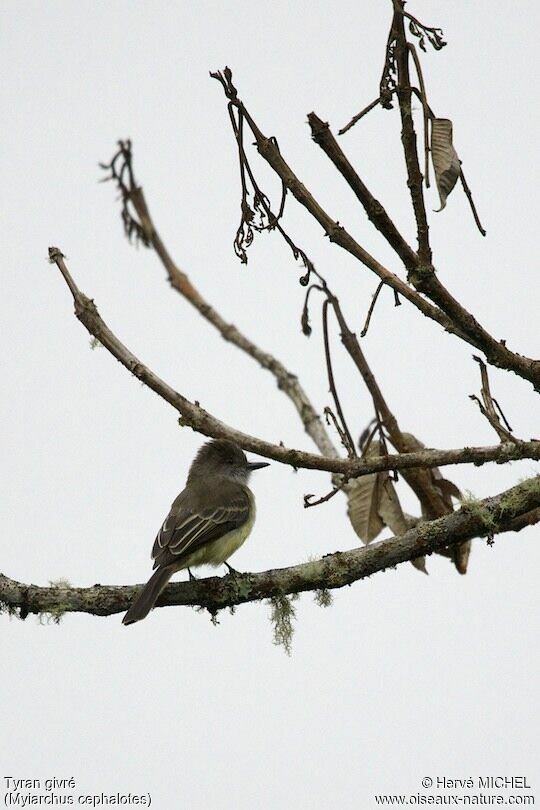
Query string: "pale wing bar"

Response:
xmin=154 ymin=500 xmax=249 ymax=564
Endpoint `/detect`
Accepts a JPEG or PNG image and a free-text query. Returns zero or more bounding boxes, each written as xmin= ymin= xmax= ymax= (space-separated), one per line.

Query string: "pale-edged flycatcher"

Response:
xmin=122 ymin=439 xmax=269 ymax=625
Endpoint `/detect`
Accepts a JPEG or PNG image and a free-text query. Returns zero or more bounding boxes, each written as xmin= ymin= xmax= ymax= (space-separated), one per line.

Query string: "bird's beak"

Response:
xmin=247 ymin=460 xmax=270 ymax=471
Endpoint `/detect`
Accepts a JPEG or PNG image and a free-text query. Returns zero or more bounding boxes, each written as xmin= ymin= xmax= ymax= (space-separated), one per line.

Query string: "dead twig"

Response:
xmin=338 ymin=96 xmax=382 ymax=136
xmin=361 ymin=280 xmax=386 ymax=338
xmin=470 ymin=356 xmax=519 ymax=443
xmin=408 ymin=43 xmax=431 ymax=188
xmin=322 ymin=299 xmax=357 ymax=457
xmin=459 ymin=169 xmax=487 ymax=237
xmin=100 ymin=142 xmax=338 ymax=460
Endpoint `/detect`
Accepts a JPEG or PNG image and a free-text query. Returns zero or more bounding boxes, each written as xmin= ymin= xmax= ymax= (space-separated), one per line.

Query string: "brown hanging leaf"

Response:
xmin=453 ymin=541 xmax=472 ymax=575
xmin=401 ymin=433 xmax=462 ymax=513
xmin=431 ymin=118 xmax=461 ymax=211
xmin=400 ymin=433 xmax=470 ymax=573
xmin=346 ymin=441 xmax=385 ymax=544
xmin=377 ymin=475 xmax=408 ymax=536
xmin=346 ymin=441 xmax=427 ymax=571
xmin=379 ymin=477 xmax=428 ymax=574
xmin=432 ymin=475 xmax=462 ymax=503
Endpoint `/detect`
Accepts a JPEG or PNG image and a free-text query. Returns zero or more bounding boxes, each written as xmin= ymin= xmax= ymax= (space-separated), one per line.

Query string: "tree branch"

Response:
xmin=391 ymin=8 xmax=539 ymax=389
xmin=48 ymin=246 xmax=540 ymax=478
xmin=328 ymin=292 xmax=457 ymax=520
xmin=101 ymin=140 xmax=338 ymax=461
xmin=307 ymin=112 xmax=418 ymax=271
xmin=210 ymin=70 xmax=457 ymax=332
xmin=393 ymin=2 xmax=432 ymax=263
xmin=3 ymin=476 xmax=539 ymax=618
xmin=212 ymin=69 xmax=540 ymax=392
xmin=338 ymin=96 xmax=382 ymax=136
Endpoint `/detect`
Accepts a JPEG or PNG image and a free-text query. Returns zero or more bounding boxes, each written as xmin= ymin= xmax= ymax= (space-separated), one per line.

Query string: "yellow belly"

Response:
xmin=181 ymin=499 xmax=256 ymax=569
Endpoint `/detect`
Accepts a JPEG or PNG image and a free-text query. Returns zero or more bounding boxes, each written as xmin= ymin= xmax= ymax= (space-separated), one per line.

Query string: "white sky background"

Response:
xmin=2 ymin=1 xmax=539 ymax=806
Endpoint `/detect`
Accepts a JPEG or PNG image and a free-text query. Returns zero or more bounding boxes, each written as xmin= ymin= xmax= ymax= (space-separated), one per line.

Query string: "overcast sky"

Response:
xmin=2 ymin=1 xmax=539 ymax=807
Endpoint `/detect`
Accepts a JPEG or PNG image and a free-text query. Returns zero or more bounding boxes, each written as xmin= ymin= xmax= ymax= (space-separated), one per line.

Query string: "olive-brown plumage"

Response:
xmin=122 ymin=439 xmax=269 ymax=625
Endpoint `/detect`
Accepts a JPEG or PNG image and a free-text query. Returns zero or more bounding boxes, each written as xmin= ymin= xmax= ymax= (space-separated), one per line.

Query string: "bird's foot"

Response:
xmin=187 ymin=568 xmax=198 ymax=581
xmin=224 ymin=562 xmax=243 ymax=578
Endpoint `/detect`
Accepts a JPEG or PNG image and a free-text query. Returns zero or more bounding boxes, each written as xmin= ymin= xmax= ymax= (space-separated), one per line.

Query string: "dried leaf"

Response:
xmin=432 ymin=476 xmax=462 ymax=502
xmin=346 ymin=441 xmax=385 ymax=543
xmin=401 ymin=433 xmax=461 ymax=512
xmin=400 ymin=433 xmax=469 ymax=573
xmin=347 ymin=447 xmax=429 ymax=573
xmin=347 ymin=441 xmax=407 ymax=541
xmin=431 ymin=118 xmax=461 ymax=211
xmin=453 ymin=540 xmax=472 ymax=575
xmin=346 ymin=483 xmax=384 ymax=544
xmin=377 ymin=475 xmax=409 ymax=536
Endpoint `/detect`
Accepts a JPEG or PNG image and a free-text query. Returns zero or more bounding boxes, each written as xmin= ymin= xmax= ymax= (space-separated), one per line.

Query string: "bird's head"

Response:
xmin=187 ymin=439 xmax=270 ymax=483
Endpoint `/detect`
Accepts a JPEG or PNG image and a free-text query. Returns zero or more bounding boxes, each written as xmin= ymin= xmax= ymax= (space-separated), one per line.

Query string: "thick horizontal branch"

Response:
xmin=48 ymin=246 xmax=540 ymax=478
xmin=3 ymin=476 xmax=539 ymax=618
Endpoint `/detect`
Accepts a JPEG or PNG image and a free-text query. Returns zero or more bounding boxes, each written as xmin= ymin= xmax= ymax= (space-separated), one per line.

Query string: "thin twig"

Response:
xmin=338 ymin=96 xmax=382 ymax=136
xmin=492 ymin=399 xmax=513 ymax=433
xmin=408 ymin=43 xmax=431 ymax=188
xmin=329 ymin=293 xmax=460 ymax=521
xmin=470 ymin=356 xmax=519 ymax=443
xmin=411 ymin=87 xmax=435 ymax=118
xmin=304 ymin=481 xmax=347 ymax=508
xmin=459 ymin=169 xmax=487 ymax=237
xmin=228 ymin=104 xmax=320 ymax=277
xmin=300 ymin=283 xmax=325 ymax=337
xmin=392 ymin=4 xmax=432 ymax=263
xmin=361 ymin=280 xmax=385 ymax=337
xmin=324 ymin=406 xmax=351 ymax=455
xmin=100 ymin=141 xmax=338 ymax=460
xmin=322 ymin=299 xmax=356 ymax=457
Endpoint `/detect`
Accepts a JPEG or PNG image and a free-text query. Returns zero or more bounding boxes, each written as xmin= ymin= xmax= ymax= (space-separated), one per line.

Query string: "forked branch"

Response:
xmin=212 ymin=68 xmax=540 ymax=391
xmin=47 ymin=248 xmax=540 ymax=478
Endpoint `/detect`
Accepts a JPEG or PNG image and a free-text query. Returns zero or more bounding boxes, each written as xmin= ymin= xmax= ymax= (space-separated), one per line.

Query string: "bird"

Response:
xmin=122 ymin=438 xmax=269 ymax=625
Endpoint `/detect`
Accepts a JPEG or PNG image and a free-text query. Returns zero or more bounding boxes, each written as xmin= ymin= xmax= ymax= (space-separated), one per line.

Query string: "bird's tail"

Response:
xmin=122 ymin=567 xmax=174 ymax=626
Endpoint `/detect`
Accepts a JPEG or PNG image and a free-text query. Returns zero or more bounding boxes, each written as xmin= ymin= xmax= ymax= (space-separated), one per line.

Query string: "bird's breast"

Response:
xmin=182 ymin=494 xmax=256 ymax=568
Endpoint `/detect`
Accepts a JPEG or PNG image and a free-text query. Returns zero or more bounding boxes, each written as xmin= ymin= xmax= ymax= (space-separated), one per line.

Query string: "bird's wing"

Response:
xmin=151 ymin=479 xmax=250 ymax=569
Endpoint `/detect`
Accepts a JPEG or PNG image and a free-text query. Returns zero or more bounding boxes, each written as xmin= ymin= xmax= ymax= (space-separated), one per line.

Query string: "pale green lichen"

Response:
xmin=460 ymin=491 xmax=497 ymax=532
xmin=268 ymin=594 xmax=297 ymax=656
xmin=314 ymin=588 xmax=333 ymax=608
xmin=49 ymin=578 xmax=72 ymax=588
xmin=461 ymin=477 xmax=540 ymax=534
xmin=231 ymin=576 xmax=253 ymax=600
xmin=38 ymin=579 xmax=73 ymax=625
xmin=499 ymin=475 xmax=540 ymax=517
